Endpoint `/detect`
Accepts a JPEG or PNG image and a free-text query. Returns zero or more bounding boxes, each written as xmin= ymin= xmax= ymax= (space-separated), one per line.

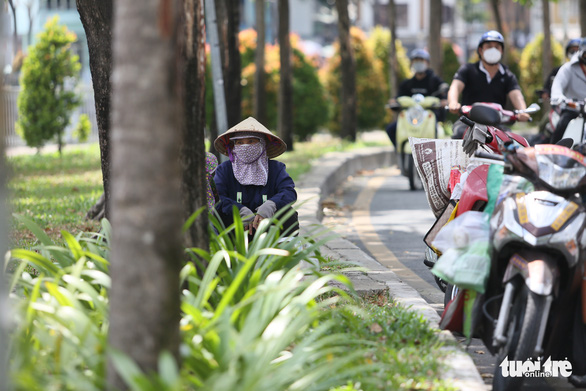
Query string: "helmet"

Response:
xmin=565 ymin=38 xmax=581 ymax=57
xmin=579 ymin=37 xmax=586 ymax=64
xmin=477 ymin=30 xmax=505 ymax=50
xmin=409 ymin=48 xmax=430 ymax=62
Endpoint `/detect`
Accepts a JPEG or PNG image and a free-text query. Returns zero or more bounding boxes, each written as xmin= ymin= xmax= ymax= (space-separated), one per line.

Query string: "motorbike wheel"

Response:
xmin=407 ymin=155 xmax=423 ymax=191
xmin=492 ymin=284 xmax=546 ymax=391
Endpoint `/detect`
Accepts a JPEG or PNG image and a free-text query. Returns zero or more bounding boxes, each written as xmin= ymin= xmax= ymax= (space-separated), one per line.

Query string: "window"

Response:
xmin=373 ymin=3 xmax=408 ymax=28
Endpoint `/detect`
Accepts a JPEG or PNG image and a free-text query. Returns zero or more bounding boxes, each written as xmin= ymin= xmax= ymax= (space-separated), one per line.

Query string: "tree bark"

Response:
xmin=0 ymin=55 xmax=10 ymax=391
xmin=541 ymin=0 xmax=552 ymax=83
xmin=254 ymin=0 xmax=266 ymax=124
xmin=335 ymin=0 xmax=357 ymax=141
xmin=108 ymin=0 xmax=184 ymax=388
xmin=278 ymin=0 xmax=293 ymax=151
xmin=489 ymin=0 xmax=504 ymax=35
xmin=428 ymin=0 xmax=442 ymax=76
xmin=181 ymin=0 xmax=209 ymax=252
xmin=7 ymin=0 xmax=18 ymax=55
xmin=76 ymin=0 xmax=113 ymax=220
xmin=216 ymin=0 xmax=242 ymax=129
xmin=580 ymin=0 xmax=586 ymax=36
xmin=387 ymin=0 xmax=398 ymax=99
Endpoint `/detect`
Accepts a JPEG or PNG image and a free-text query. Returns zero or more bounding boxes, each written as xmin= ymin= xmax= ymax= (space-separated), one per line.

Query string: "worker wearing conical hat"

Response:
xmin=213 ymin=117 xmax=298 ymax=234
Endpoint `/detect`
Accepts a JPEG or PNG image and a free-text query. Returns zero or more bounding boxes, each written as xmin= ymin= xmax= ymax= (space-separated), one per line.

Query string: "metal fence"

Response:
xmin=1 ymin=84 xmax=99 ymax=148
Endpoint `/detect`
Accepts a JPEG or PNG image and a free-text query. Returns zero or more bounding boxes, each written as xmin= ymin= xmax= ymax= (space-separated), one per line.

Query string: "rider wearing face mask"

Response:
xmin=385 ymin=49 xmax=447 ymax=147
xmin=447 ymin=30 xmax=530 ymax=138
xmin=549 ymin=37 xmax=586 ymax=144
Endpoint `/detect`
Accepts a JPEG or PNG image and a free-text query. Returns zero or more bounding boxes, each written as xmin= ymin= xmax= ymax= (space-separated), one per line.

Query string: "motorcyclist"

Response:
xmin=541 ymin=38 xmax=581 ymax=100
xmin=385 ymin=48 xmax=447 ymax=147
xmin=447 ymin=30 xmax=530 ymax=139
xmin=549 ymin=37 xmax=586 ymax=144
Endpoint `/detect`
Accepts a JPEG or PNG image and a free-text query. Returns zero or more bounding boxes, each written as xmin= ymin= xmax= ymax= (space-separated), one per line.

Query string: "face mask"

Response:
xmin=412 ymin=61 xmax=427 ymax=73
xmin=482 ymin=47 xmax=502 ymax=64
xmin=233 ymin=143 xmax=265 ymax=164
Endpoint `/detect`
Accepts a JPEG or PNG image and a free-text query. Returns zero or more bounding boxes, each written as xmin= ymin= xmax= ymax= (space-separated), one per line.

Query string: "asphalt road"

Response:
xmin=321 ymin=165 xmax=576 ymax=391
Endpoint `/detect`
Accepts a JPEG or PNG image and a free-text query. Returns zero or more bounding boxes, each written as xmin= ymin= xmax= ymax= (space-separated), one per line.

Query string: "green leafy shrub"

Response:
xmin=7 ymin=211 xmax=453 ymax=391
xmin=73 ymin=114 xmax=92 ymax=143
xmin=366 ymin=26 xmax=411 ymax=95
xmin=321 ymin=27 xmax=387 ymax=133
xmin=441 ymin=40 xmax=461 ymax=85
xmin=520 ymin=34 xmax=564 ymax=105
xmin=16 ymin=16 xmax=81 ymax=152
xmin=206 ymin=30 xmax=328 ymax=140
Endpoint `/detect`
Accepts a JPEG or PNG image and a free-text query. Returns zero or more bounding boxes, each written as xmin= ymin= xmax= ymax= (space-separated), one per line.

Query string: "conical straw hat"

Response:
xmin=214 ymin=117 xmax=287 ymax=158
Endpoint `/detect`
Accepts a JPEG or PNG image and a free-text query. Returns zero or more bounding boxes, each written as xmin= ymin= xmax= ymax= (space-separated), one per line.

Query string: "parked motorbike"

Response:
xmin=437 ymin=103 xmax=586 ymax=390
xmin=387 ymin=85 xmax=449 ymax=190
xmin=423 ymin=103 xmax=538 ymax=294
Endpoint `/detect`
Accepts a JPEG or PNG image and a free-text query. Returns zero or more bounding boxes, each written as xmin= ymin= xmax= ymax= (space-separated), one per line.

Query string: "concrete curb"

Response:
xmin=295 ymin=145 xmax=487 ymax=391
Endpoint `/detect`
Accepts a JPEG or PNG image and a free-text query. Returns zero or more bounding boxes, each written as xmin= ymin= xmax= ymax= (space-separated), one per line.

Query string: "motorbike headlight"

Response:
xmin=406 ymin=106 xmax=425 ymax=126
xmin=536 ymin=154 xmax=586 ymax=190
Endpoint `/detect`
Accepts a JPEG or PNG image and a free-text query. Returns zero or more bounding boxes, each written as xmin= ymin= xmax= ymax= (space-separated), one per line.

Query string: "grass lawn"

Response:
xmin=7 ymin=134 xmax=390 ymax=248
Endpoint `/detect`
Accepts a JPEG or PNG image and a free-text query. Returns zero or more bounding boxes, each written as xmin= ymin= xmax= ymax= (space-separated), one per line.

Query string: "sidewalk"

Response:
xmin=295 ymin=130 xmax=487 ymax=391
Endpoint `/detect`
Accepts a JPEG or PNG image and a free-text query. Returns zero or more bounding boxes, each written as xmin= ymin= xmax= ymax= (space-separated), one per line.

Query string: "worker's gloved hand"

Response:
xmin=256 ymin=200 xmax=276 ymax=219
xmin=462 ymin=124 xmax=491 ymax=156
xmin=239 ymin=206 xmax=254 ymax=226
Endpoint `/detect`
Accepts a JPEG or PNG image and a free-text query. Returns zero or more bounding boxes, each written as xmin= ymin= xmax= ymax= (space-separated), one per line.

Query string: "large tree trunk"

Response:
xmin=541 ymin=0 xmax=552 ymax=113
xmin=387 ymin=0 xmax=398 ymax=98
xmin=335 ymin=0 xmax=357 ymax=141
xmin=278 ymin=0 xmax=293 ymax=151
xmin=76 ymin=0 xmax=113 ymax=220
xmin=428 ymin=0 xmax=442 ymax=76
xmin=108 ymin=0 xmax=184 ymax=388
xmin=580 ymin=0 xmax=586 ymax=36
xmin=181 ymin=0 xmax=209 ymax=251
xmin=254 ymin=0 xmax=266 ymax=124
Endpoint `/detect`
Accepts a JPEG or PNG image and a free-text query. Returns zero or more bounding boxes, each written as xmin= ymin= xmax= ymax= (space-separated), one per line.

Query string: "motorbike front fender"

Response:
xmin=503 ymin=252 xmax=559 ymax=296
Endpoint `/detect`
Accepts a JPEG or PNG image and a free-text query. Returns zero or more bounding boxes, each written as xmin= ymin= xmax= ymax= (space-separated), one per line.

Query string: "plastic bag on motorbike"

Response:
xmin=431 ymin=211 xmax=490 ymax=253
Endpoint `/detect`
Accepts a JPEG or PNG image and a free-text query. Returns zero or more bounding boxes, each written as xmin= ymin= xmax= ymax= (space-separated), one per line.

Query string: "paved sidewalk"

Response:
xmin=295 ymin=130 xmax=487 ymax=391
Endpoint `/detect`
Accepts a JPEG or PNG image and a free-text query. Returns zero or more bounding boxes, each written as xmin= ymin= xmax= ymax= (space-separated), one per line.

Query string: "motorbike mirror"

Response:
xmin=468 ymin=105 xmax=501 ymax=126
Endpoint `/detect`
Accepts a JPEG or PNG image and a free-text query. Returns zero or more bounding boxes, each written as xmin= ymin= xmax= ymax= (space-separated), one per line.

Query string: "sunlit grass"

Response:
xmin=7 ymin=144 xmax=103 ymax=248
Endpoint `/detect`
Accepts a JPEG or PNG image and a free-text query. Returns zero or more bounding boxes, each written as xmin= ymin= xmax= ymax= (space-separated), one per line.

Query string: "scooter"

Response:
xmin=387 ymin=85 xmax=449 ymax=190
xmin=423 ymin=103 xmax=538 ymax=293
xmin=463 ymin=139 xmax=586 ymax=391
xmin=557 ymin=99 xmax=586 ymax=146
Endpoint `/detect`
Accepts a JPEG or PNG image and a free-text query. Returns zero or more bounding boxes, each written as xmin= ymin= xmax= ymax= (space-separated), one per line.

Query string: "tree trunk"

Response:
xmin=7 ymin=0 xmax=18 ymax=54
xmin=541 ymin=0 xmax=552 ymax=85
xmin=254 ymin=0 xmax=266 ymax=124
xmin=181 ymin=0 xmax=209 ymax=252
xmin=76 ymin=0 xmax=113 ymax=220
xmin=278 ymin=0 xmax=293 ymax=151
xmin=387 ymin=0 xmax=398 ymax=98
xmin=335 ymin=0 xmax=357 ymax=141
xmin=580 ymin=0 xmax=586 ymax=36
xmin=0 ymin=57 xmax=10 ymax=391
xmin=216 ymin=0 xmax=242 ymax=129
xmin=428 ymin=0 xmax=442 ymax=76
xmin=108 ymin=0 xmax=184 ymax=388
xmin=489 ymin=0 xmax=504 ymax=35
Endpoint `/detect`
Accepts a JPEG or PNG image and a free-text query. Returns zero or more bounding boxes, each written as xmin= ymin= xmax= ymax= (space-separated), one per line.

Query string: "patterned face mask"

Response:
xmin=231 ymin=138 xmax=269 ymax=186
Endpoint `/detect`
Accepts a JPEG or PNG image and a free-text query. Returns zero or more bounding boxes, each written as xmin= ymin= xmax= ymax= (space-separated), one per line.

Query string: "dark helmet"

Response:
xmin=477 ymin=30 xmax=505 ymax=51
xmin=409 ymin=48 xmax=430 ymax=62
xmin=566 ymin=38 xmax=581 ymax=57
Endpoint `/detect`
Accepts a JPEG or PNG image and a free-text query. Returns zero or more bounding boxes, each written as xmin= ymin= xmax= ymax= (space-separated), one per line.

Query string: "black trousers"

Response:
xmin=551 ymin=110 xmax=579 ymax=144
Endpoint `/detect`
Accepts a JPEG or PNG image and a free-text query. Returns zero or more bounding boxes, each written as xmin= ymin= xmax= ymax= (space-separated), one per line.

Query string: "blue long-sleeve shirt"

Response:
xmin=214 ymin=159 xmax=297 ymax=216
